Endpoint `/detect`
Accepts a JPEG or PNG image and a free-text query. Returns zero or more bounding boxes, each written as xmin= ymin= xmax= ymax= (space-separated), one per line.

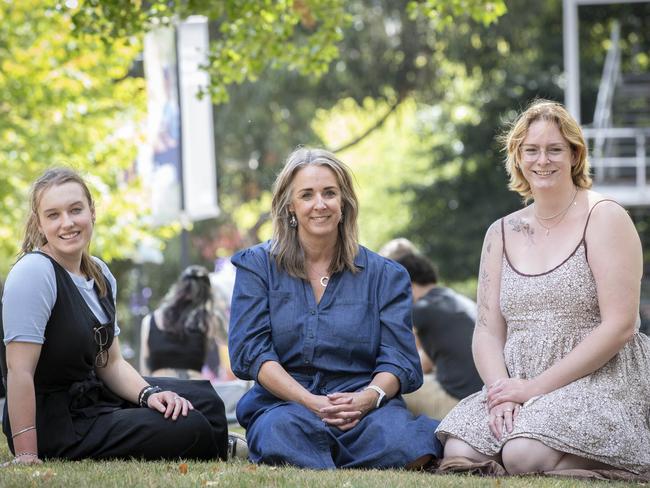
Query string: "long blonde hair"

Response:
xmin=502 ymin=99 xmax=592 ymax=202
xmin=270 ymin=147 xmax=359 ymax=278
xmin=20 ymin=167 xmax=107 ymax=297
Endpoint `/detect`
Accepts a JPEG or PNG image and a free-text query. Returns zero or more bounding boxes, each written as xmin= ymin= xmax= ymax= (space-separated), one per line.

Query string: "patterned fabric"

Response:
xmin=437 ymin=243 xmax=650 ymax=474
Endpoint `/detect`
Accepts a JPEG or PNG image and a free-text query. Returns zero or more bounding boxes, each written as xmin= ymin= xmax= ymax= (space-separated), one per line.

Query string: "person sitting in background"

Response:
xmin=140 ymin=265 xmax=226 ymax=381
xmin=377 ymin=237 xmax=419 ymax=262
xmin=228 ymin=147 xmax=441 ymax=469
xmin=140 ymin=265 xmax=248 ymax=458
xmin=1 ymin=167 xmax=228 ymax=466
xmin=394 ymin=252 xmax=483 ymax=419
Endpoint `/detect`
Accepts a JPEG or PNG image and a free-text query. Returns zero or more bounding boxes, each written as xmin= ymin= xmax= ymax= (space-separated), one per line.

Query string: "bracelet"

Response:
xmin=14 ymin=451 xmax=38 ymax=458
xmin=139 ymin=385 xmax=162 ymax=408
xmin=137 ymin=385 xmax=154 ymax=406
xmin=363 ymin=384 xmax=387 ymax=408
xmin=11 ymin=425 xmax=36 ymax=439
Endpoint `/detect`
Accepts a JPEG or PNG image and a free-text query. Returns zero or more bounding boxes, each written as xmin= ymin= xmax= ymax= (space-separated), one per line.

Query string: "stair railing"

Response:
xmin=591 ymin=20 xmax=621 ymax=183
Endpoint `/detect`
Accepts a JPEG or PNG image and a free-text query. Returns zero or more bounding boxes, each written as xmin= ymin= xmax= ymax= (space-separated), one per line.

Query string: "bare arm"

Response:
xmin=5 ymin=342 xmax=42 ymax=464
xmin=488 ymin=202 xmax=641 ymax=405
xmin=139 ymin=314 xmax=151 ymax=375
xmin=257 ymin=360 xmax=335 ymax=415
xmin=472 ymin=221 xmax=509 ymax=386
xmin=472 ymin=221 xmax=523 ymax=439
xmin=414 ymin=333 xmax=434 ymax=374
xmin=97 ymin=338 xmax=192 ymax=420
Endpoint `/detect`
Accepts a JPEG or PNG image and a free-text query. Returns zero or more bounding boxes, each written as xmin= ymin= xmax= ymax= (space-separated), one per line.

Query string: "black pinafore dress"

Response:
xmin=2 ymin=252 xmax=121 ymax=456
xmin=1 ymin=252 xmax=229 ymax=460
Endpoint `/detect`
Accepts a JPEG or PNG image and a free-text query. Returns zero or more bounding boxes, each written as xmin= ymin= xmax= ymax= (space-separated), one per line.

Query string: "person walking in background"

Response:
xmin=0 ymin=167 xmax=228 ymax=466
xmin=140 ymin=265 xmax=226 ymax=381
xmin=437 ymin=99 xmax=650 ymax=477
xmin=228 ymin=147 xmax=441 ymax=469
xmin=394 ymin=252 xmax=482 ymax=420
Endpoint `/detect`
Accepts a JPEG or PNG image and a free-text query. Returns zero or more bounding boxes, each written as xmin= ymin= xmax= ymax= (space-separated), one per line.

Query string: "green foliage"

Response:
xmin=204 ymin=0 xmax=349 ymax=103
xmin=407 ymin=0 xmax=506 ymax=27
xmin=72 ymin=0 xmax=350 ymax=103
xmin=404 ymin=0 xmax=650 ymax=281
xmin=72 ymin=0 xmax=506 ymax=105
xmin=313 ymin=97 xmax=434 ymax=251
xmin=207 ymin=0 xmax=509 ymax=258
xmin=0 ymin=1 xmax=162 ymax=276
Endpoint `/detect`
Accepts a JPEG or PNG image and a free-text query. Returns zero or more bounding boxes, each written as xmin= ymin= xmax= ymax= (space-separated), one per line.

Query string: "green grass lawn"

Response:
xmin=0 ymin=442 xmax=636 ymax=488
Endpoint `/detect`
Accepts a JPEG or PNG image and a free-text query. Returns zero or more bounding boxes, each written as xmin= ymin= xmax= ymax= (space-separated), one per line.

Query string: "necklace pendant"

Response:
xmin=320 ymin=276 xmax=329 ymax=287
xmin=545 ymin=228 xmax=550 ymax=237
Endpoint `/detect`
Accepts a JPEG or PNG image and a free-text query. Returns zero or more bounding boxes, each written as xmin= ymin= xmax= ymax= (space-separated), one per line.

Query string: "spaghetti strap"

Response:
xmin=582 ymin=199 xmax=620 ymax=262
xmin=582 ymin=199 xmax=619 ymax=241
xmin=500 ymin=218 xmax=506 ymax=249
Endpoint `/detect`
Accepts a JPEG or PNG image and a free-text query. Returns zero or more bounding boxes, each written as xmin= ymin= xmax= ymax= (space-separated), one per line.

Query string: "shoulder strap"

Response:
xmin=582 ymin=199 xmax=618 ymax=241
xmin=500 ymin=217 xmax=506 ymax=248
xmin=582 ymin=199 xmax=622 ymax=262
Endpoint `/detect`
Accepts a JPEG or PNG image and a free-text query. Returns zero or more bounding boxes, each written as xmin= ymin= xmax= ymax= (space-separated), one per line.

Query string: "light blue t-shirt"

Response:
xmin=2 ymin=253 xmax=121 ymax=345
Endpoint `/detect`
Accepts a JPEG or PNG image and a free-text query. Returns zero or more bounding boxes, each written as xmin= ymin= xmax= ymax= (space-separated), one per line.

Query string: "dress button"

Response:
xmin=305 ymin=359 xmax=310 ymax=364
xmin=310 ymin=310 xmax=316 ymax=315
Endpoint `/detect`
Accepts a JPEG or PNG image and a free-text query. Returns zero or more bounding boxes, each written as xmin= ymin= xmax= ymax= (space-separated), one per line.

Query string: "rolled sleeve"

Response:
xmin=228 ymin=246 xmax=280 ymax=381
xmin=374 ymin=260 xmax=423 ymax=394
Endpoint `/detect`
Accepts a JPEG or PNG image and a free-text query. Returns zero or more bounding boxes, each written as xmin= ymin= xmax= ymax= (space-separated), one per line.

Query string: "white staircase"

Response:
xmin=582 ymin=21 xmax=650 ymax=207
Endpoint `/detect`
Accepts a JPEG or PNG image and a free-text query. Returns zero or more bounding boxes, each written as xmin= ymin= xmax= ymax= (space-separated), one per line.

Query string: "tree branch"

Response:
xmin=329 ymin=96 xmax=404 ymax=153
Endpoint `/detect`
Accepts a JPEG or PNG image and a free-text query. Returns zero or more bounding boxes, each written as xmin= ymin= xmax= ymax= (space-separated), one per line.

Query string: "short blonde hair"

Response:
xmin=270 ymin=147 xmax=359 ymax=278
xmin=502 ymin=99 xmax=592 ymax=202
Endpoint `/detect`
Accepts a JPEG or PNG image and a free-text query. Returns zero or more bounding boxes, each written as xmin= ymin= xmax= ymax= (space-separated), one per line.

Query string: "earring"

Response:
xmin=289 ymin=213 xmax=298 ymax=228
xmin=339 ymin=212 xmax=344 ymax=224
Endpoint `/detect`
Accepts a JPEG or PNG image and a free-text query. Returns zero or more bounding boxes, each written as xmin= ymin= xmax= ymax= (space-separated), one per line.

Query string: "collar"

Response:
xmin=353 ymin=245 xmax=367 ymax=270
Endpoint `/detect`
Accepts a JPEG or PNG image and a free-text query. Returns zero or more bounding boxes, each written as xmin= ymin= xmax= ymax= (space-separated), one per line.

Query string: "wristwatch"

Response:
xmin=363 ymin=384 xmax=387 ymax=408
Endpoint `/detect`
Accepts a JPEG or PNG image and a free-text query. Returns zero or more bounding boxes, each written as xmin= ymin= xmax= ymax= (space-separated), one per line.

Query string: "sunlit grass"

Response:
xmin=0 ymin=441 xmax=634 ymax=488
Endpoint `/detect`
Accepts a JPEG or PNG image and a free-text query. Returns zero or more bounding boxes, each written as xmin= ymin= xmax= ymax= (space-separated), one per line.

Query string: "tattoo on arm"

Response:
xmin=476 ymin=225 xmax=497 ymax=328
xmin=477 ymin=269 xmax=490 ymax=328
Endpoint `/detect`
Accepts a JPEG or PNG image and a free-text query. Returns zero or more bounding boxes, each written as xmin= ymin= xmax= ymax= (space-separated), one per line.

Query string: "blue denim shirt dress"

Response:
xmin=229 ymin=242 xmax=442 ymax=468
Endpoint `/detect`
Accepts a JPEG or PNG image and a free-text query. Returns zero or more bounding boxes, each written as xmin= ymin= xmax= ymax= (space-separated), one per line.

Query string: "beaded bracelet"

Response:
xmin=137 ymin=385 xmax=154 ymax=406
xmin=11 ymin=425 xmax=36 ymax=439
xmin=14 ymin=451 xmax=38 ymax=458
xmin=139 ymin=385 xmax=162 ymax=408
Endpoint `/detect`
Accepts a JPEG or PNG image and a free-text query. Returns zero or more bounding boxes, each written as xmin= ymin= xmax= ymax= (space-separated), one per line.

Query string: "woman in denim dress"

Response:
xmin=228 ymin=148 xmax=441 ymax=469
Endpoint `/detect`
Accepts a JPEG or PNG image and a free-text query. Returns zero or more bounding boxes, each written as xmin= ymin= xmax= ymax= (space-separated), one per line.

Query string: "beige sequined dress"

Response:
xmin=436 ymin=215 xmax=650 ymax=474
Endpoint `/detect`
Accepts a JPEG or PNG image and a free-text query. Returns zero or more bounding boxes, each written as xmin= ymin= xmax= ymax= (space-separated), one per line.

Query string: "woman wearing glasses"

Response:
xmin=436 ymin=99 xmax=650 ymax=475
xmin=0 ymin=168 xmax=228 ymax=466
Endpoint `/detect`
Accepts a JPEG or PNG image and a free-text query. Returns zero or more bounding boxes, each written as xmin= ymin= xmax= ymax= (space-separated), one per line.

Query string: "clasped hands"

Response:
xmin=486 ymin=377 xmax=536 ymax=440
xmin=307 ymin=390 xmax=377 ymax=431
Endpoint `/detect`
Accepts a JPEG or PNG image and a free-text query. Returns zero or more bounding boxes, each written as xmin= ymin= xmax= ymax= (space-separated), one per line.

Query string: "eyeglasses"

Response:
xmin=521 ymin=145 xmax=569 ymax=162
xmin=94 ymin=324 xmax=110 ymax=368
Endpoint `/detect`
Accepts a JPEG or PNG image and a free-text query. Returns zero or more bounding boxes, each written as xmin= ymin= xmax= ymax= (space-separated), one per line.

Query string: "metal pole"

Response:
xmin=563 ymin=0 xmax=581 ymax=123
xmin=174 ymin=24 xmax=190 ymax=269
